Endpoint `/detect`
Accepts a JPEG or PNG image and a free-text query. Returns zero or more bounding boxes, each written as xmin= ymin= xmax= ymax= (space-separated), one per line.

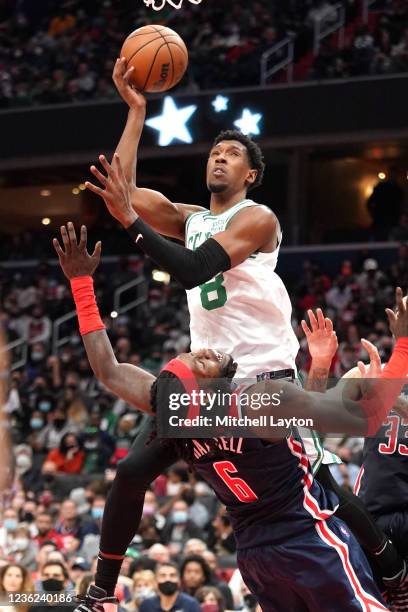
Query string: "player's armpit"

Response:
xmin=131 ymin=186 xmax=205 ymax=240
xmin=212 ymin=206 xmax=278 ymax=268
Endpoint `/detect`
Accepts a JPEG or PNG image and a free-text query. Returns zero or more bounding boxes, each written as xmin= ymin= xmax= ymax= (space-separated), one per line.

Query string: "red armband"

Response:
xmin=70 ymin=276 xmax=106 ymax=336
xmin=360 ymin=338 xmax=408 ymax=435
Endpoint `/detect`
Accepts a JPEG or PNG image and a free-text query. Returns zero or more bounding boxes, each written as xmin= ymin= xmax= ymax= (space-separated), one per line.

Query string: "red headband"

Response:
xmin=161 ymin=358 xmax=201 ymax=421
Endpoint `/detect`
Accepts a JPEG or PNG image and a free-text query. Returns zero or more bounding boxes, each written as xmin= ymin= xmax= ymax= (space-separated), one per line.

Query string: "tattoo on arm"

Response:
xmin=305 ymin=366 xmax=330 ymax=393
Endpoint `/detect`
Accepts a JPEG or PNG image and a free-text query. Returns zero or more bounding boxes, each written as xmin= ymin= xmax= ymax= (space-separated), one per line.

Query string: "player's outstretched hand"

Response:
xmin=86 ymin=153 xmax=138 ymax=229
xmin=53 ymin=223 xmax=101 ymax=279
xmin=301 ymin=308 xmax=338 ymax=364
xmin=385 ymin=287 xmax=408 ymax=339
xmin=113 ymin=57 xmax=146 ymax=111
xmin=357 ymin=339 xmax=382 ymax=378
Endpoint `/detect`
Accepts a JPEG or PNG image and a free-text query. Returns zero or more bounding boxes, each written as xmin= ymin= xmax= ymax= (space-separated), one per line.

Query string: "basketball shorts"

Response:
xmin=237 ymin=516 xmax=388 ymax=612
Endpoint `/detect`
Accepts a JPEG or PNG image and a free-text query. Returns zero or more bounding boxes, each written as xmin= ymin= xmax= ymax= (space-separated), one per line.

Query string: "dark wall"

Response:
xmin=2 ymin=75 xmax=408 ymax=162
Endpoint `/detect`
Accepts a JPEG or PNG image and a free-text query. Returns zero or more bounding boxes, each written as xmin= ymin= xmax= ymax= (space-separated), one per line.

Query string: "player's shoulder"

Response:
xmin=229 ymin=202 xmax=278 ymax=230
xmin=177 ymin=203 xmax=207 ymax=223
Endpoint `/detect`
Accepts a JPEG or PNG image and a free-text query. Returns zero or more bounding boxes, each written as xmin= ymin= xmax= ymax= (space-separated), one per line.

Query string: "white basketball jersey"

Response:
xmin=185 ymin=199 xmax=299 ymax=378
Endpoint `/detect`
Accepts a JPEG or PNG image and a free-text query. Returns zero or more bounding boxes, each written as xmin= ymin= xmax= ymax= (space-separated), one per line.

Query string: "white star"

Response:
xmin=233 ymin=108 xmax=262 ymax=136
xmin=212 ymin=95 xmax=229 ymax=113
xmin=145 ymin=96 xmax=197 ymax=147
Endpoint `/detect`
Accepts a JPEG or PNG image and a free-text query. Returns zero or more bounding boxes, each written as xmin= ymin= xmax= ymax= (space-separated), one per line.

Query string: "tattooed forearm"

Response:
xmin=305 ymin=365 xmax=330 ymax=393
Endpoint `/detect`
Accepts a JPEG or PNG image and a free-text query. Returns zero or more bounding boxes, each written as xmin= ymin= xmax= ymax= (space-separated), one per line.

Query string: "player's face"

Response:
xmin=206 ymin=140 xmax=255 ymax=193
xmin=178 ymin=349 xmax=231 ymax=379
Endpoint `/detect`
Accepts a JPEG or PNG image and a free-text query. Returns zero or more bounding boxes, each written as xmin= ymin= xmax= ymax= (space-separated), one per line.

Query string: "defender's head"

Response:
xmin=207 ymin=130 xmax=265 ymax=195
xmin=150 ymin=349 xmax=237 ymax=415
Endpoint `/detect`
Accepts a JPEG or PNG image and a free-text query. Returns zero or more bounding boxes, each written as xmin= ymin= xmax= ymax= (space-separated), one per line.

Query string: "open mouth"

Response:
xmin=213 ymin=168 xmax=226 ymax=177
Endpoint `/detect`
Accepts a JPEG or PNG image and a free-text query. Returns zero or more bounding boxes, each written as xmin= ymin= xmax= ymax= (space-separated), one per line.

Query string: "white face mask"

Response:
xmin=16 ymin=455 xmax=31 ymax=470
xmin=135 ymin=587 xmax=155 ymax=601
xmin=14 ymin=537 xmax=29 ymax=550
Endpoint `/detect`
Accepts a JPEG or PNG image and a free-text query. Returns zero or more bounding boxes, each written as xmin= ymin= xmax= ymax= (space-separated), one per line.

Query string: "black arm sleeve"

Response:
xmin=126 ymin=217 xmax=231 ymax=290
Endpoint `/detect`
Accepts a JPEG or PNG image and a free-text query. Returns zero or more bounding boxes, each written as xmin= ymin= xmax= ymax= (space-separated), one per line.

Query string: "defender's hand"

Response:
xmin=86 ymin=154 xmax=138 ymax=228
xmin=113 ymin=57 xmax=147 ymax=111
xmin=302 ymin=308 xmax=338 ymax=364
xmin=385 ymin=287 xmax=408 ymax=340
xmin=53 ymin=223 xmax=101 ymax=279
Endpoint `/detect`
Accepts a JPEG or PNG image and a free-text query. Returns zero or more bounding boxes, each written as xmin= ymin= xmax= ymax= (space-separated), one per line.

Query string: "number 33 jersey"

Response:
xmin=355 ymin=408 xmax=408 ymax=516
xmin=185 ymin=200 xmax=299 ymax=379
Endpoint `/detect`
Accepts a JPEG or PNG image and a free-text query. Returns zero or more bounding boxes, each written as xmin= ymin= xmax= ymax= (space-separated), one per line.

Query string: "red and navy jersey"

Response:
xmin=192 ymin=435 xmax=338 ymax=550
xmin=355 ymin=410 xmax=408 ymax=516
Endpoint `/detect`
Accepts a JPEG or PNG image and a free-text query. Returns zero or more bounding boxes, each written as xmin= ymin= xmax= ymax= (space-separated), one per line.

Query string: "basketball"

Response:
xmin=120 ymin=25 xmax=188 ymax=93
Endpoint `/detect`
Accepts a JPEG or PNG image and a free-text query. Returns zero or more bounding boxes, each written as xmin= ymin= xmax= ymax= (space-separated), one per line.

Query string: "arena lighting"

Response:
xmin=378 ymin=172 xmax=386 ymax=180
xmin=110 ymin=311 xmax=118 ymax=319
xmin=146 ymin=96 xmax=197 ymax=146
xmin=212 ymin=95 xmax=229 ymax=112
xmin=40 ymin=189 xmax=51 ymax=197
xmin=72 ymin=187 xmax=80 ymax=195
xmin=41 ymin=218 xmax=51 ymax=226
xmin=79 ymin=183 xmax=86 ymax=191
xmin=152 ymin=269 xmax=171 ymax=284
xmin=233 ymin=108 xmax=263 ymax=136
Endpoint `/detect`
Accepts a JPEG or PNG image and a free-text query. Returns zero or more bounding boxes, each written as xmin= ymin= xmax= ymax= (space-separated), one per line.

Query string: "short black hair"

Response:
xmin=212 ymin=129 xmax=265 ymax=191
xmin=156 ymin=561 xmax=180 ymax=576
xmin=42 ymin=560 xmax=69 ymax=580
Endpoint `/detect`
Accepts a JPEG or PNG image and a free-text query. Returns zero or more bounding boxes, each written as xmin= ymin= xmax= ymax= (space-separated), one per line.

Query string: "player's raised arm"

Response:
xmin=52 ymin=223 xmax=155 ymax=413
xmin=87 ymin=58 xmax=204 ymax=241
xmin=302 ymin=309 xmax=338 ymax=392
xmin=85 ymin=154 xmax=277 ymax=289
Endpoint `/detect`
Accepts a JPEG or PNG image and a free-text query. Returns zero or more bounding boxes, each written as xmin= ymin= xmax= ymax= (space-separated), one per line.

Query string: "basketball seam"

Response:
xmin=149 ymin=25 xmax=186 ymax=90
xmin=126 ymin=27 xmax=162 ymax=39
xmin=167 ymin=41 xmax=188 ymax=87
xmin=125 ymin=35 xmax=166 ymax=66
xmin=141 ymin=41 xmax=168 ymax=91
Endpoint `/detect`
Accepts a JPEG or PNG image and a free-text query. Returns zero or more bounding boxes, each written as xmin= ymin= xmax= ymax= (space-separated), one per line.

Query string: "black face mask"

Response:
xmin=158 ymin=581 xmax=178 ymax=596
xmin=53 ymin=418 xmax=65 ymax=429
xmin=42 ymin=579 xmax=64 ymax=592
xmin=20 ymin=511 xmax=34 ymax=523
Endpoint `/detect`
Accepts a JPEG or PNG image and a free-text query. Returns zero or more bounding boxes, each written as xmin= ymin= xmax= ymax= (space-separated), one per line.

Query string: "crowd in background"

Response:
xmin=0 ymin=0 xmax=375 ymax=108
xmin=312 ymin=0 xmax=408 ymax=80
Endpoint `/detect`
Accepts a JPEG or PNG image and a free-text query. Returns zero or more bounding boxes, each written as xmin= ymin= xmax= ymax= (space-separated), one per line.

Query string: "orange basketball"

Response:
xmin=120 ymin=25 xmax=188 ymax=93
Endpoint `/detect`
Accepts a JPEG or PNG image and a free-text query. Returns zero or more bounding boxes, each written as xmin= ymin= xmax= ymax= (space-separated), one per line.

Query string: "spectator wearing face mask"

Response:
xmin=180 ymin=556 xmax=233 ymax=609
xmin=36 ymin=409 xmax=77 ymax=451
xmin=161 ymin=501 xmax=201 ymax=556
xmin=0 ymin=509 xmax=19 ymax=553
xmin=45 ymin=433 xmax=84 ymax=474
xmin=139 ymin=563 xmax=200 ymax=612
xmin=10 ymin=525 xmax=38 ymax=571
xmin=124 ymin=570 xmax=157 ymax=611
xmin=0 ymin=563 xmax=34 ymax=612
xmin=195 ymin=586 xmax=230 ymax=612
xmin=29 ymin=561 xmax=76 ymax=612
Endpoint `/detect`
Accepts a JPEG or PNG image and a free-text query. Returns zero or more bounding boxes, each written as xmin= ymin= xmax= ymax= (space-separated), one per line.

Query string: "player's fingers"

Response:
xmin=78 ymin=225 xmax=87 ymax=251
xmin=113 ymin=153 xmax=126 ymax=182
xmin=395 ymin=286 xmax=405 ymax=314
xmin=52 ymin=238 xmax=65 ymax=258
xmin=361 ymin=338 xmax=381 ymax=369
xmin=123 ymin=66 xmax=135 ymax=83
xmin=325 ymin=317 xmax=334 ymax=333
xmin=316 ymin=308 xmax=325 ymax=330
xmin=85 ymin=181 xmax=105 ymax=197
xmin=357 ymin=361 xmax=366 ymax=377
xmin=308 ymin=309 xmax=318 ymax=332
xmin=90 ymin=165 xmax=107 ymax=186
xmin=91 ymin=240 xmax=102 ymax=260
xmin=301 ymin=320 xmax=311 ymax=337
xmin=60 ymin=225 xmax=71 ymax=254
xmin=67 ymin=221 xmax=78 ymax=247
xmin=385 ymin=307 xmax=397 ymax=325
xmin=98 ymin=155 xmax=116 ymax=180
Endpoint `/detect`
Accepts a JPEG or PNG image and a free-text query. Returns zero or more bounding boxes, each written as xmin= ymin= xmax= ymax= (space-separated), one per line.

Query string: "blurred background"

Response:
xmin=0 ymin=0 xmax=407 ymax=610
